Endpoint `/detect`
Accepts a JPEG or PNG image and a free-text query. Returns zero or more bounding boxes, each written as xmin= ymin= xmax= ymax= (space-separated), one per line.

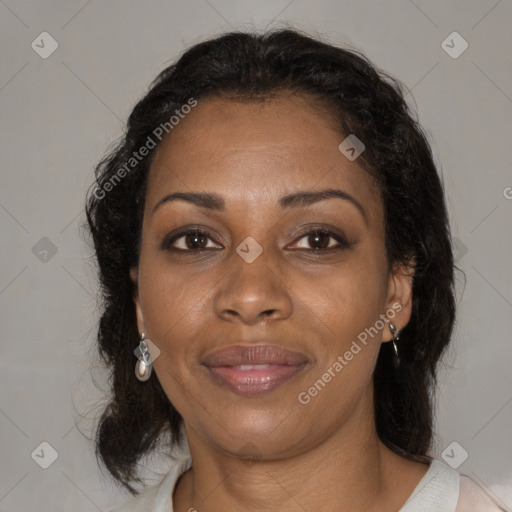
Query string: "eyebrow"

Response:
xmin=152 ymin=188 xmax=367 ymax=223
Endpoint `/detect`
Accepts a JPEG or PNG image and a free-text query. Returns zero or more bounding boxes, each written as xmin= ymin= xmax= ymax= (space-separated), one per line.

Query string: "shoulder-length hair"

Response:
xmin=85 ymin=28 xmax=456 ymax=494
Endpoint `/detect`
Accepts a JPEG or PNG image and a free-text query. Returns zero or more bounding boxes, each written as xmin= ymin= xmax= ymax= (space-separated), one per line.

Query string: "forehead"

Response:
xmin=145 ymin=93 xmax=382 ymax=222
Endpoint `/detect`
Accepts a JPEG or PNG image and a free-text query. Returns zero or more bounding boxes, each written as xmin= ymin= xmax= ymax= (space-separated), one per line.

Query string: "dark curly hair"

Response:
xmin=84 ymin=28 xmax=457 ymax=494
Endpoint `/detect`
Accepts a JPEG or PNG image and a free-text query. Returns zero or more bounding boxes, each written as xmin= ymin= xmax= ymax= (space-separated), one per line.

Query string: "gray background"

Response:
xmin=1 ymin=1 xmax=511 ymax=510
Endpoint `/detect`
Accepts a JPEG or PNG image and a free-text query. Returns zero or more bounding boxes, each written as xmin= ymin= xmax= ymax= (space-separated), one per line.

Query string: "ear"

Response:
xmin=130 ymin=267 xmax=145 ymax=335
xmin=381 ymin=258 xmax=415 ymax=343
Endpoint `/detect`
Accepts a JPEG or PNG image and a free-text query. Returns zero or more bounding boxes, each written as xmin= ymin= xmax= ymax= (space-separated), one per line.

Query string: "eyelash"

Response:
xmin=161 ymin=227 xmax=351 ymax=253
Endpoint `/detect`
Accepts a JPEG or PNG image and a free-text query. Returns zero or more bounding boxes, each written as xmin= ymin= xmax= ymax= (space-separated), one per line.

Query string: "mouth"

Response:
xmin=202 ymin=344 xmax=309 ymax=396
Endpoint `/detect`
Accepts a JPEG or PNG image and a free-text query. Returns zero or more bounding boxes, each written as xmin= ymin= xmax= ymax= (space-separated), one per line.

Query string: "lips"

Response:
xmin=203 ymin=344 xmax=308 ymax=367
xmin=203 ymin=345 xmax=308 ymax=396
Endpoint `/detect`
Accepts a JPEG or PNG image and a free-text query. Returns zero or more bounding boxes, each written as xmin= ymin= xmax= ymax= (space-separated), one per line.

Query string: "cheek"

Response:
xmin=293 ymin=271 xmax=386 ymax=422
xmin=139 ymin=240 xmax=388 ymax=356
xmin=294 ymin=285 xmax=385 ymax=405
xmin=138 ymin=269 xmax=208 ymax=413
xmin=297 ymin=257 xmax=388 ymax=341
xmin=138 ymin=264 xmax=202 ymax=356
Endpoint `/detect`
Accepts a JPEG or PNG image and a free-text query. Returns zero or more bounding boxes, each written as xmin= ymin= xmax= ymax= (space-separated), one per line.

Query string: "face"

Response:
xmin=131 ymin=93 xmax=413 ymax=460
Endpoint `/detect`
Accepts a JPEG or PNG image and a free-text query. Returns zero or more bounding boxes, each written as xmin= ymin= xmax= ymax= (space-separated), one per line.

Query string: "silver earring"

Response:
xmin=135 ymin=332 xmax=153 ymax=381
xmin=389 ymin=323 xmax=401 ymax=369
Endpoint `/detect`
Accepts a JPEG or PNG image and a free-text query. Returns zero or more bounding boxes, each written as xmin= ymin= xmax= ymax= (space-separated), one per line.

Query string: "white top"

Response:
xmin=108 ymin=456 xmax=505 ymax=512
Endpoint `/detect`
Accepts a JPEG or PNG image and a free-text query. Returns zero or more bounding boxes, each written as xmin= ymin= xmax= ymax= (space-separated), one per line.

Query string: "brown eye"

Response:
xmin=292 ymin=229 xmax=350 ymax=251
xmin=184 ymin=231 xmax=208 ymax=249
xmin=161 ymin=228 xmax=222 ymax=252
xmin=308 ymin=232 xmax=331 ymax=249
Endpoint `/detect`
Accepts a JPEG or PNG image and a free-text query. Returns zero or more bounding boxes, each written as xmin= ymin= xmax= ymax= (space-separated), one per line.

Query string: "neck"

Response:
xmin=172 ymin=392 xmax=425 ymax=512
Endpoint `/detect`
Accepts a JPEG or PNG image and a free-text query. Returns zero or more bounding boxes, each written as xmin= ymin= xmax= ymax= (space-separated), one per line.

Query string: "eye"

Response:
xmin=161 ymin=228 xmax=222 ymax=251
xmin=161 ymin=227 xmax=350 ymax=253
xmin=290 ymin=229 xmax=350 ymax=252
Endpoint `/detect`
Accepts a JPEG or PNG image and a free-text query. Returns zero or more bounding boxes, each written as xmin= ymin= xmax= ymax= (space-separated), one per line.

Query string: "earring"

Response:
xmin=135 ymin=332 xmax=153 ymax=381
xmin=389 ymin=323 xmax=401 ymax=369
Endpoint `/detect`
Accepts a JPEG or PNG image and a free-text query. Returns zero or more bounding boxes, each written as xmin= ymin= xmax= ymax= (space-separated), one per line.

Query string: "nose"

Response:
xmin=213 ymin=248 xmax=293 ymax=325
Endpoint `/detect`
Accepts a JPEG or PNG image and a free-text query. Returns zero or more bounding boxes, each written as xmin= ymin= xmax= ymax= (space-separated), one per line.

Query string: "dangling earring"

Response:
xmin=389 ymin=323 xmax=401 ymax=369
xmin=135 ymin=332 xmax=153 ymax=381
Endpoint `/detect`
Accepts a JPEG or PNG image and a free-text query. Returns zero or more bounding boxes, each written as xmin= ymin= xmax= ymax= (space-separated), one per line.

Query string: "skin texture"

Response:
xmin=130 ymin=93 xmax=428 ymax=511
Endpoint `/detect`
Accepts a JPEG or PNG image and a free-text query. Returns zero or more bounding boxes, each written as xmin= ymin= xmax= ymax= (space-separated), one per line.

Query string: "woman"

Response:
xmin=85 ymin=29 xmax=504 ymax=511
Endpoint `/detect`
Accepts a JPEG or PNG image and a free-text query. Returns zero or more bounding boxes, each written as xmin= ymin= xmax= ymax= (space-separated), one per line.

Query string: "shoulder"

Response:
xmin=455 ymin=474 xmax=506 ymax=512
xmin=400 ymin=459 xmax=460 ymax=511
xmin=108 ymin=484 xmax=161 ymax=512
xmin=400 ymin=458 xmax=506 ymax=512
xmin=107 ymin=455 xmax=192 ymax=512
